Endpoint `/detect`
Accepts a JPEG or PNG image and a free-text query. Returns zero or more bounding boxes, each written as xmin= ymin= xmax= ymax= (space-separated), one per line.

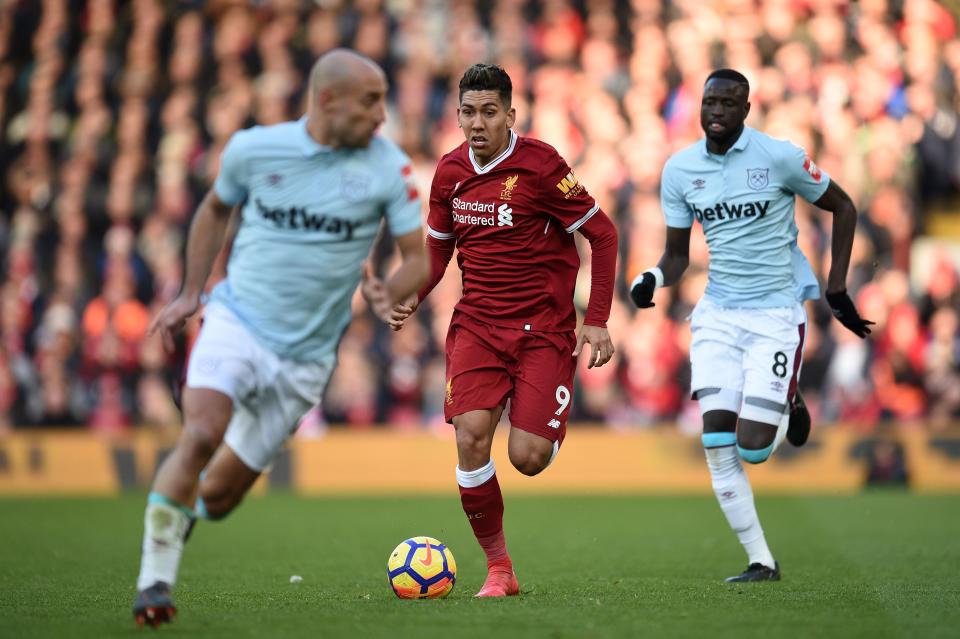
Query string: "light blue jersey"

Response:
xmin=211 ymin=118 xmax=422 ymax=362
xmin=661 ymin=126 xmax=828 ymax=308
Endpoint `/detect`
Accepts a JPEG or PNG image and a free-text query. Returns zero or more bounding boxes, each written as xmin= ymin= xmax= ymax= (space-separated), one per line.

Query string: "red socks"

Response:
xmin=457 ymin=463 xmax=510 ymax=566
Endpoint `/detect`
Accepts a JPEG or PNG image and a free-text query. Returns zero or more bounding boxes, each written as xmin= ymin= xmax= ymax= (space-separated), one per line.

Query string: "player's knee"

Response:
xmin=509 ymin=445 xmax=551 ymax=477
xmin=180 ymin=410 xmax=229 ymax=462
xmin=454 ymin=425 xmax=492 ymax=460
xmin=179 ymin=424 xmax=223 ymax=462
xmin=181 ymin=394 xmax=230 ymax=454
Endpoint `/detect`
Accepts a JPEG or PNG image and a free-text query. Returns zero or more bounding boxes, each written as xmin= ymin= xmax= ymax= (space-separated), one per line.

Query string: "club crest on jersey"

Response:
xmin=500 ymin=175 xmax=519 ymax=200
xmin=803 ymin=156 xmax=822 ymax=182
xmin=340 ymin=170 xmax=371 ymax=204
xmin=747 ymin=168 xmax=769 ymax=190
xmin=556 ymin=171 xmax=584 ymax=199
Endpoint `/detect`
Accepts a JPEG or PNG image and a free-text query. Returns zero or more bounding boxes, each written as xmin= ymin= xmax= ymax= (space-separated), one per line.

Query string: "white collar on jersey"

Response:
xmin=297 ymin=116 xmax=334 ymax=157
xmin=468 ymin=129 xmax=518 ymax=174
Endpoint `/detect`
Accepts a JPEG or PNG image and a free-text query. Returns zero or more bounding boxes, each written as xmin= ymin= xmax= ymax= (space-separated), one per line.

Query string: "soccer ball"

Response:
xmin=387 ymin=536 xmax=456 ymax=599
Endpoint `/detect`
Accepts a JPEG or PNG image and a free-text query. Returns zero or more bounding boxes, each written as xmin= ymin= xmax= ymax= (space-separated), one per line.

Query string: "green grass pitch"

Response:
xmin=1 ymin=493 xmax=958 ymax=638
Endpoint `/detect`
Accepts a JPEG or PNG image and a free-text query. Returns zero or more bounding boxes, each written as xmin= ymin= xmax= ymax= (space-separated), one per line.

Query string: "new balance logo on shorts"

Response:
xmin=547 ymin=418 xmax=561 ymax=429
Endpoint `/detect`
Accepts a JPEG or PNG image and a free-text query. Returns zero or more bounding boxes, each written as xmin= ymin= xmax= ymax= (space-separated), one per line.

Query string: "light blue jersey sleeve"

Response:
xmin=776 ymin=141 xmax=829 ymax=302
xmin=380 ymin=144 xmax=423 ymax=237
xmin=778 ymin=142 xmax=830 ymax=203
xmin=661 ymin=159 xmax=694 ymax=228
xmin=213 ymin=131 xmax=251 ymax=206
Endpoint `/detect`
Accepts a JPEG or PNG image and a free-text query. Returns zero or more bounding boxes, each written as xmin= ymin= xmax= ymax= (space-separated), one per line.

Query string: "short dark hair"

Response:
xmin=458 ymin=64 xmax=512 ymax=108
xmin=705 ymin=68 xmax=750 ymax=95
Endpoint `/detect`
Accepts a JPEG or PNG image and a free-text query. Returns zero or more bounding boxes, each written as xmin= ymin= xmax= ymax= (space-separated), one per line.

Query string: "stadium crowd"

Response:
xmin=1 ymin=0 xmax=959 ymax=435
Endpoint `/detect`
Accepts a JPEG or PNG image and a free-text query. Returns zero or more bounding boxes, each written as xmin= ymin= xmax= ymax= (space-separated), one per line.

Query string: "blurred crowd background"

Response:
xmin=1 ymin=0 xmax=959 ymax=437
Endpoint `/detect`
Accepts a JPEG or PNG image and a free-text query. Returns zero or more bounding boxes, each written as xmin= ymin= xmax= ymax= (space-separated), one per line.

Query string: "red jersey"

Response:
xmin=422 ymin=132 xmax=616 ymax=333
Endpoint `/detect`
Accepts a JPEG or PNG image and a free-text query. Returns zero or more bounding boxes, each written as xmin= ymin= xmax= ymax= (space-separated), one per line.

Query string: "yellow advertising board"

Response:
xmin=0 ymin=426 xmax=956 ymax=496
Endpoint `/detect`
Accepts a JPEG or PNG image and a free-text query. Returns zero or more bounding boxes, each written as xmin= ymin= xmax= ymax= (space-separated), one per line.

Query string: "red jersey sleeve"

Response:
xmin=425 ymin=167 xmax=455 ymax=242
xmin=538 ymin=148 xmax=601 ymax=233
xmin=538 ymin=145 xmax=617 ymax=328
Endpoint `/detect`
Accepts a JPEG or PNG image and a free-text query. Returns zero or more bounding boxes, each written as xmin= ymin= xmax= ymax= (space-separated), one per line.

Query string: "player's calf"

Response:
xmin=195 ymin=444 xmax=263 ymax=520
xmin=453 ymin=410 xmax=498 ymax=468
xmin=194 ymin=489 xmax=238 ymax=521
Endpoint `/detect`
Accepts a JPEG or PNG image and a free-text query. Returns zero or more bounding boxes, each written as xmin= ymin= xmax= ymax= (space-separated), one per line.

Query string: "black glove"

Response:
xmin=630 ymin=272 xmax=657 ymax=309
xmin=826 ymin=289 xmax=874 ymax=338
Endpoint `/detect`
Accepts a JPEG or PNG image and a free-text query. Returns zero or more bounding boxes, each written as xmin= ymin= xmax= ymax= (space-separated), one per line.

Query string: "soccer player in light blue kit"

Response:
xmin=132 ymin=49 xmax=428 ymax=626
xmin=630 ymin=69 xmax=873 ymax=582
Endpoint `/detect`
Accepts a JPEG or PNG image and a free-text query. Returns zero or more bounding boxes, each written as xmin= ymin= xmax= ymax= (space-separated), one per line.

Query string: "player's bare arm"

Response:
xmin=385 ymin=228 xmax=428 ymax=305
xmin=630 ymin=226 xmax=691 ymax=309
xmin=813 ymin=180 xmax=875 ymax=337
xmin=148 ymin=190 xmax=235 ymax=351
xmin=363 ymin=229 xmax=428 ymax=322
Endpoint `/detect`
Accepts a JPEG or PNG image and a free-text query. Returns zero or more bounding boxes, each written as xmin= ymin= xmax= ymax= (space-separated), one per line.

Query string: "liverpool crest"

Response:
xmin=500 ymin=175 xmax=519 ymax=200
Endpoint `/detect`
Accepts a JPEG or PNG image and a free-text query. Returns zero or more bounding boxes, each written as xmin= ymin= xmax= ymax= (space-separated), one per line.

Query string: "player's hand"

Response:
xmin=574 ymin=324 xmax=614 ymax=369
xmin=629 ymin=272 xmax=656 ymax=309
xmin=826 ymin=289 xmax=875 ymax=338
xmin=148 ymin=294 xmax=200 ymax=353
xmin=361 ymin=262 xmax=392 ymax=322
xmin=388 ymin=297 xmax=419 ymax=331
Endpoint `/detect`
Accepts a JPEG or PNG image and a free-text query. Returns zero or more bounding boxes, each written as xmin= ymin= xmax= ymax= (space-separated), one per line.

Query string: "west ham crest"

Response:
xmin=340 ymin=171 xmax=372 ymax=203
xmin=747 ymin=168 xmax=769 ymax=190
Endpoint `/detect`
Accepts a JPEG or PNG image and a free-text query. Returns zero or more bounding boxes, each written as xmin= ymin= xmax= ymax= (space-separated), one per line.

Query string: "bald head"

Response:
xmin=306 ymin=49 xmax=388 ymax=149
xmin=309 ymin=48 xmax=385 ymax=95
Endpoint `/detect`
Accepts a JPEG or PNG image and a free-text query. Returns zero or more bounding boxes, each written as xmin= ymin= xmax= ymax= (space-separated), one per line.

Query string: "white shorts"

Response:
xmin=689 ymin=298 xmax=806 ymax=441
xmin=186 ymin=302 xmax=332 ymax=472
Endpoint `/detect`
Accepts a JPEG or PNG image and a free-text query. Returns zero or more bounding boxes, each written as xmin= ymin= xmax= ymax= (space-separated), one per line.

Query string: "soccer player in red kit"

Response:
xmin=390 ymin=64 xmax=618 ymax=597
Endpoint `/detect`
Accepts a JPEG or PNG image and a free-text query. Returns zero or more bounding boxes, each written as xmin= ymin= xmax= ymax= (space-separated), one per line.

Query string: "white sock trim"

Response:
xmin=456 ymin=460 xmax=496 ymax=488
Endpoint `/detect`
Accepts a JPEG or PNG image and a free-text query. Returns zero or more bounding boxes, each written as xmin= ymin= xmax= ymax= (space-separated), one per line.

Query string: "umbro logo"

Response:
xmin=692 ymin=179 xmax=706 ymax=189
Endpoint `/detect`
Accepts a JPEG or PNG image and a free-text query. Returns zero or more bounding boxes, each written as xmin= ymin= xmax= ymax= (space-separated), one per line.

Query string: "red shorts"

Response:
xmin=443 ymin=313 xmax=576 ymax=444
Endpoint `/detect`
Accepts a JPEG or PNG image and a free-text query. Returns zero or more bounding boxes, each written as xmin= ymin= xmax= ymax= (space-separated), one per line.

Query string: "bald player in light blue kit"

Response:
xmin=132 ymin=49 xmax=428 ymax=627
xmin=630 ymin=69 xmax=873 ymax=583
